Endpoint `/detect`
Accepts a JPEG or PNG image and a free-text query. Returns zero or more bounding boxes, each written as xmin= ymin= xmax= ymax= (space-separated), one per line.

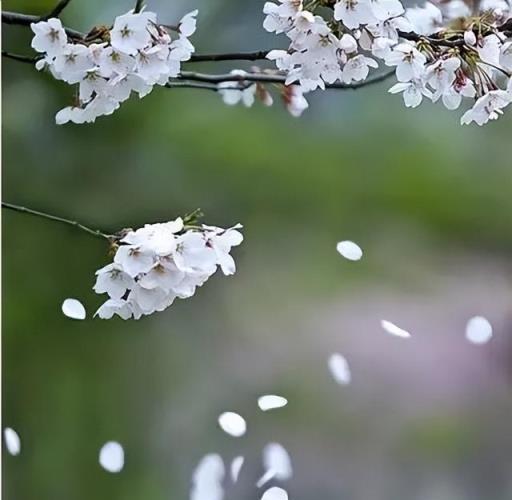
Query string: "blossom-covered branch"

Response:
xmin=3 ymin=0 xmax=512 ymax=125
xmin=2 ymin=201 xmax=244 ymax=320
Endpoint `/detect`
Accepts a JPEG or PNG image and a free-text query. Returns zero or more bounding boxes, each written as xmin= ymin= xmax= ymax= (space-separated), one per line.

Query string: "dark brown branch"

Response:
xmin=43 ymin=0 xmax=74 ymax=20
xmin=134 ymin=0 xmax=145 ymax=13
xmin=2 ymin=50 xmax=39 ymax=63
xmin=189 ymin=50 xmax=270 ymax=62
xmin=166 ymin=81 xmax=218 ymax=91
xmin=175 ymin=69 xmax=395 ymax=89
xmin=2 ymin=10 xmax=84 ymax=39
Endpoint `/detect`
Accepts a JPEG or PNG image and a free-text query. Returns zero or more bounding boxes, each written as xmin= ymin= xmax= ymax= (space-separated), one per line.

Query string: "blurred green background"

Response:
xmin=3 ymin=0 xmax=512 ymax=499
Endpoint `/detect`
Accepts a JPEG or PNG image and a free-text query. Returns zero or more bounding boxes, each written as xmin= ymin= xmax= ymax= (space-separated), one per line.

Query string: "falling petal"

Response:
xmin=328 ymin=353 xmax=351 ymax=385
xmin=99 ymin=441 xmax=124 ymax=473
xmin=465 ymin=316 xmax=493 ymax=344
xmin=191 ymin=453 xmax=225 ymax=500
xmin=381 ymin=319 xmax=411 ymax=338
xmin=261 ymin=487 xmax=289 ymax=500
xmin=257 ymin=442 xmax=292 ymax=487
xmin=218 ymin=412 xmax=246 ymax=437
xmin=336 ymin=240 xmax=363 ymax=261
xmin=258 ymin=395 xmax=288 ymax=411
xmin=230 ymin=455 xmax=245 ymax=483
xmin=4 ymin=428 xmax=21 ymax=456
xmin=256 ymin=469 xmax=276 ymax=488
xmin=61 ymin=298 xmax=86 ymax=320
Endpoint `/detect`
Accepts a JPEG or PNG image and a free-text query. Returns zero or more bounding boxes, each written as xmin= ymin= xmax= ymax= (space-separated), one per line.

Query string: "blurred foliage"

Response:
xmin=3 ymin=0 xmax=512 ymax=499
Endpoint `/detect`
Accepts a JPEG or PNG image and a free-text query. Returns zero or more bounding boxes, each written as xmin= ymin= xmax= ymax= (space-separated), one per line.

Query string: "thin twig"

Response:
xmin=166 ymin=81 xmax=219 ymax=91
xmin=2 ymin=10 xmax=84 ymax=39
xmin=2 ymin=50 xmax=39 ymax=64
xmin=174 ymin=69 xmax=395 ymax=89
xmin=189 ymin=50 xmax=270 ymax=62
xmin=43 ymin=0 xmax=74 ymax=20
xmin=2 ymin=202 xmax=113 ymax=240
xmin=134 ymin=0 xmax=145 ymax=14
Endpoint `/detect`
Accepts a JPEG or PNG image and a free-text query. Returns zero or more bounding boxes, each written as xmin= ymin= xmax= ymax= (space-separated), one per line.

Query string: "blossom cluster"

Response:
xmin=263 ymin=0 xmax=512 ymax=125
xmin=93 ymin=218 xmax=243 ymax=320
xmin=30 ymin=9 xmax=198 ymax=124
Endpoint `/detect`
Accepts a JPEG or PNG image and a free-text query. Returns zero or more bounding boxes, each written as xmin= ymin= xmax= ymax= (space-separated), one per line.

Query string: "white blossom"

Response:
xmin=385 ymin=42 xmax=427 ymax=82
xmin=389 ymin=78 xmax=432 ymax=107
xmin=94 ymin=219 xmax=242 ymax=319
xmin=334 ymin=0 xmax=377 ymax=29
xmin=460 ymin=90 xmax=512 ymax=125
xmin=31 ymin=9 xmax=198 ymax=124
xmin=30 ymin=18 xmax=67 ymax=56
xmin=110 ymin=11 xmax=156 ymax=55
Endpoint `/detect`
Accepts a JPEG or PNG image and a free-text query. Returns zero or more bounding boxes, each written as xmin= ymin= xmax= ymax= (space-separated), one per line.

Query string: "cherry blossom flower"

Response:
xmin=30 ymin=18 xmax=67 ymax=56
xmin=110 ymin=11 xmax=156 ymax=55
xmin=460 ymin=90 xmax=512 ymax=125
xmin=94 ymin=219 xmax=243 ymax=319
xmin=334 ymin=0 xmax=377 ymax=29
xmin=31 ymin=9 xmax=198 ymax=124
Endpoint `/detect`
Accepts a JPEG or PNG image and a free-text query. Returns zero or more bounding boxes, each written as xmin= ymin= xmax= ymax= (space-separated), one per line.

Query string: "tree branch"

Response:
xmin=2 ymin=50 xmax=40 ymax=63
xmin=2 ymin=10 xmax=84 ymax=39
xmin=166 ymin=81 xmax=219 ymax=91
xmin=189 ymin=51 xmax=270 ymax=62
xmin=43 ymin=0 xmax=74 ymax=20
xmin=134 ymin=0 xmax=145 ymax=14
xmin=174 ymin=69 xmax=395 ymax=89
xmin=2 ymin=202 xmax=113 ymax=240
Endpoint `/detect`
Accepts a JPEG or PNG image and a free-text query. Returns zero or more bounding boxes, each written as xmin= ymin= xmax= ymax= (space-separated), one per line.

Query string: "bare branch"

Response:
xmin=43 ymin=0 xmax=74 ymax=20
xmin=134 ymin=0 xmax=145 ymax=14
xmin=174 ymin=69 xmax=396 ymax=89
xmin=166 ymin=81 xmax=219 ymax=91
xmin=2 ymin=50 xmax=39 ymax=64
xmin=189 ymin=50 xmax=270 ymax=63
xmin=2 ymin=10 xmax=84 ymax=39
xmin=2 ymin=202 xmax=113 ymax=240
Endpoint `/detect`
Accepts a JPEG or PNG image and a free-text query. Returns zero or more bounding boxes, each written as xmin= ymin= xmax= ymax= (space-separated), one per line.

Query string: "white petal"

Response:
xmin=381 ymin=319 xmax=411 ymax=338
xmin=61 ymin=298 xmax=86 ymax=320
xmin=328 ymin=353 xmax=351 ymax=385
xmin=465 ymin=316 xmax=493 ymax=344
xmin=191 ymin=453 xmax=225 ymax=500
xmin=257 ymin=442 xmax=292 ymax=487
xmin=336 ymin=240 xmax=363 ymax=261
xmin=261 ymin=487 xmax=289 ymax=500
xmin=218 ymin=412 xmax=246 ymax=437
xmin=99 ymin=441 xmax=124 ymax=473
xmin=230 ymin=455 xmax=245 ymax=483
xmin=4 ymin=427 xmax=21 ymax=456
xmin=256 ymin=469 xmax=276 ymax=488
xmin=258 ymin=395 xmax=288 ymax=411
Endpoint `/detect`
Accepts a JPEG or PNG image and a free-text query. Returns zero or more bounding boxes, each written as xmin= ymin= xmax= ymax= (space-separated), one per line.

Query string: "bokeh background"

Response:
xmin=3 ymin=0 xmax=512 ymax=499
